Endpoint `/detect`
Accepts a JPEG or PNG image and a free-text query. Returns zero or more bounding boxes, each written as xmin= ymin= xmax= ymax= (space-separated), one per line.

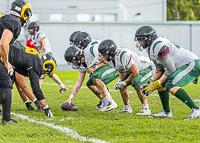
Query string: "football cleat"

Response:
xmin=43 ymin=108 xmax=54 ymax=118
xmin=98 ymin=101 xmax=114 ymax=112
xmin=2 ymin=118 xmax=18 ymax=125
xmin=25 ymin=102 xmax=35 ymax=110
xmin=184 ymin=106 xmax=200 ymax=121
xmin=34 ymin=100 xmax=42 ymax=112
xmin=60 ymin=87 xmax=68 ymax=93
xmin=136 ymin=108 xmax=151 ymax=116
xmin=149 ymin=109 xmax=173 ymax=118
xmin=118 ymin=105 xmax=133 ymax=113
xmin=111 ymin=99 xmax=118 ymax=109
xmin=95 ymin=100 xmax=103 ymax=109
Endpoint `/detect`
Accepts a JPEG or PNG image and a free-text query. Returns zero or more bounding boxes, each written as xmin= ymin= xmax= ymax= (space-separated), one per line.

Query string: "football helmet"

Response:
xmin=134 ymin=26 xmax=157 ymax=51
xmin=72 ymin=32 xmax=91 ymax=49
xmin=42 ymin=53 xmax=57 ymax=75
xmin=27 ymin=22 xmax=39 ymax=35
xmin=64 ymin=45 xmax=82 ymax=68
xmin=69 ymin=31 xmax=81 ymax=45
xmin=9 ymin=0 xmax=32 ymax=27
xmin=98 ymin=39 xmax=117 ymax=61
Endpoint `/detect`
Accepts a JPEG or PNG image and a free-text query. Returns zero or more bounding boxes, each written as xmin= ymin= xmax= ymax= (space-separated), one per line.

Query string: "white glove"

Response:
xmin=114 ymin=81 xmax=127 ymax=90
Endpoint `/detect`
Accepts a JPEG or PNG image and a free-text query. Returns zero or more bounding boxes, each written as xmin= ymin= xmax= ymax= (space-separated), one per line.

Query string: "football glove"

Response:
xmin=142 ymin=80 xmax=162 ymax=96
xmin=114 ymin=81 xmax=127 ymax=90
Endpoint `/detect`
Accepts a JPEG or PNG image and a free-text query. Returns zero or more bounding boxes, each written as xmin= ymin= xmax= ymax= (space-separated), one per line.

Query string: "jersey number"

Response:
xmin=24 ymin=46 xmax=42 ymax=59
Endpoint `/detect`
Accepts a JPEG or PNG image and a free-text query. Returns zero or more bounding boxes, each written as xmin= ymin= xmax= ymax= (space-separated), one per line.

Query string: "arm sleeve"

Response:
xmin=122 ymin=53 xmax=135 ymax=69
xmin=158 ymin=52 xmax=176 ymax=76
xmin=37 ymin=33 xmax=45 ymax=42
xmin=27 ymin=68 xmax=45 ymax=101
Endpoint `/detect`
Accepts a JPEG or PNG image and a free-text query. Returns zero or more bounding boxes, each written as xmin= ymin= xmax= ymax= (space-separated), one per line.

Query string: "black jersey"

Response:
xmin=0 ymin=14 xmax=21 ymax=44
xmin=9 ymin=42 xmax=43 ymax=77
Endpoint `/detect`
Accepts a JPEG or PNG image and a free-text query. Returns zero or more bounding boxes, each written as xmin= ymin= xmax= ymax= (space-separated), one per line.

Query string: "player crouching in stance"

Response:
xmin=9 ymin=41 xmax=54 ymax=117
xmin=63 ymin=45 xmax=118 ymax=111
xmin=98 ymin=39 xmax=154 ymax=115
xmin=134 ymin=25 xmax=200 ymax=120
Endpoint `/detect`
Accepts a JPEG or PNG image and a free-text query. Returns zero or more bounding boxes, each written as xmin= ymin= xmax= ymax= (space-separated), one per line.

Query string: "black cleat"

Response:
xmin=59 ymin=87 xmax=68 ymax=93
xmin=25 ymin=102 xmax=35 ymax=110
xmin=2 ymin=118 xmax=18 ymax=125
xmin=43 ymin=108 xmax=54 ymax=118
xmin=34 ymin=101 xmax=42 ymax=112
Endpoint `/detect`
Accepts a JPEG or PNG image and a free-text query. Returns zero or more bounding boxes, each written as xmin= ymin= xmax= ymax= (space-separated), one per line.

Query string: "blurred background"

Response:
xmin=1 ymin=0 xmax=200 ymax=70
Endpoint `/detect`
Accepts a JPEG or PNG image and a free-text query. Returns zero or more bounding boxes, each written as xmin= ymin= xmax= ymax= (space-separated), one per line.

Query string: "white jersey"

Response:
xmin=31 ymin=31 xmax=51 ymax=55
xmin=108 ymin=48 xmax=155 ymax=73
xmin=83 ymin=39 xmax=101 ymax=68
xmin=148 ymin=37 xmax=199 ymax=70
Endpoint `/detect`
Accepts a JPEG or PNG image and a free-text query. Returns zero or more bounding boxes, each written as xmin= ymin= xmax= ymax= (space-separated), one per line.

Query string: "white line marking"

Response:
xmin=11 ymin=112 xmax=109 ymax=143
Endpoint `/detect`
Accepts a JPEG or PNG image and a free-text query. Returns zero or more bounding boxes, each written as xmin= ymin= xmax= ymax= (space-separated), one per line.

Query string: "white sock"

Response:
xmin=24 ymin=100 xmax=29 ymax=104
xmin=142 ymin=104 xmax=149 ymax=109
xmin=33 ymin=98 xmax=37 ymax=103
xmin=59 ymin=83 xmax=65 ymax=88
xmin=102 ymin=96 xmax=110 ymax=102
xmin=124 ymin=104 xmax=130 ymax=108
xmin=43 ymin=105 xmax=49 ymax=109
xmin=107 ymin=89 xmax=113 ymax=101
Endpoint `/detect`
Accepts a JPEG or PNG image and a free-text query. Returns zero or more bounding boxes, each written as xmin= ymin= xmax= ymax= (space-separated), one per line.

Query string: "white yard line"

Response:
xmin=11 ymin=112 xmax=109 ymax=143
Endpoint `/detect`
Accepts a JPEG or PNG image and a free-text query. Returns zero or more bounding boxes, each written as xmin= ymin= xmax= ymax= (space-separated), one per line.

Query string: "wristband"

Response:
xmin=93 ymin=65 xmax=98 ymax=70
xmin=69 ymin=94 xmax=75 ymax=99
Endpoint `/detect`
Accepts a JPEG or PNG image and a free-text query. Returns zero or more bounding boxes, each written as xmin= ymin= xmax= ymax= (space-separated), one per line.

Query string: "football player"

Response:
xmin=134 ymin=25 xmax=200 ymax=120
xmin=27 ymin=22 xmax=67 ymax=93
xmin=98 ymin=39 xmax=155 ymax=115
xmin=63 ymin=32 xmax=119 ymax=111
xmin=0 ymin=0 xmax=32 ymax=125
xmin=9 ymin=41 xmax=54 ymax=118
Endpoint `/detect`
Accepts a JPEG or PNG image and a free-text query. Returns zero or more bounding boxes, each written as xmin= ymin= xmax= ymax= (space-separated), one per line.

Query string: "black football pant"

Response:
xmin=0 ymin=61 xmax=12 ymax=121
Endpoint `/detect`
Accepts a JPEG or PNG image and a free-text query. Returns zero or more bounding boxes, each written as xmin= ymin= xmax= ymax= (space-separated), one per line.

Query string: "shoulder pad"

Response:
xmin=158 ymin=45 xmax=169 ymax=58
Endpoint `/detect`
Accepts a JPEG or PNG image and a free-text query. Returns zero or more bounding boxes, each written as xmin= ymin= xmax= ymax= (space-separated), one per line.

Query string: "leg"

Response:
xmin=51 ymin=74 xmax=67 ymax=93
xmin=87 ymin=85 xmax=103 ymax=99
xmin=0 ymin=87 xmax=17 ymax=125
xmin=118 ymin=87 xmax=132 ymax=113
xmin=92 ymin=78 xmax=114 ymax=111
xmin=133 ymin=85 xmax=151 ymax=115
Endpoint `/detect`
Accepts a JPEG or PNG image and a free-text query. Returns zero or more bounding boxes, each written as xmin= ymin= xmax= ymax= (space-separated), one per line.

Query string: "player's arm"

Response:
xmin=125 ymin=63 xmax=140 ymax=84
xmin=0 ymin=29 xmax=13 ymax=75
xmin=62 ymin=72 xmax=86 ymax=105
xmin=15 ymin=72 xmax=36 ymax=101
xmin=157 ymin=45 xmax=176 ymax=84
xmin=27 ymin=68 xmax=45 ymax=102
xmin=39 ymin=38 xmax=46 ymax=54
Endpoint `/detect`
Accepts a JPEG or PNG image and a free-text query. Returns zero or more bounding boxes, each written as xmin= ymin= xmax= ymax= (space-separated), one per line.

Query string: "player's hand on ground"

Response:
xmin=62 ymin=98 xmax=72 ymax=105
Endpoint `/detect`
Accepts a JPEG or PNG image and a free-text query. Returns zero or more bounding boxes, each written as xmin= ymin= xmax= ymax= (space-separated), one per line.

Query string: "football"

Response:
xmin=61 ymin=102 xmax=78 ymax=111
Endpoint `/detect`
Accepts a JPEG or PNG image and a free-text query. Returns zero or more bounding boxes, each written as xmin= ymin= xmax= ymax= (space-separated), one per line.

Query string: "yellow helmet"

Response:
xmin=42 ymin=53 xmax=57 ymax=75
xmin=10 ymin=0 xmax=32 ymax=27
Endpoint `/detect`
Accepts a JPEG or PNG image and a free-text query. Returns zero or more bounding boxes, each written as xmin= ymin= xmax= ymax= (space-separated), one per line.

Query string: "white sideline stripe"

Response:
xmin=11 ymin=113 xmax=109 ymax=143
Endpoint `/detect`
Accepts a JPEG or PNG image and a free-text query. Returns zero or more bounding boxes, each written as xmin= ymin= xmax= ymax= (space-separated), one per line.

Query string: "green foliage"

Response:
xmin=167 ymin=0 xmax=200 ymax=20
xmin=1 ymin=71 xmax=200 ymax=143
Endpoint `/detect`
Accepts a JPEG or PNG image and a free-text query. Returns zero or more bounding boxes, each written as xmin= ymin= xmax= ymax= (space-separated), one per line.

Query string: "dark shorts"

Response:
xmin=0 ymin=60 xmax=12 ymax=88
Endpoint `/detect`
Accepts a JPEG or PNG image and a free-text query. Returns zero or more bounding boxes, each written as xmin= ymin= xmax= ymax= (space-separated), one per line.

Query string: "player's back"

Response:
xmin=9 ymin=42 xmax=43 ymax=76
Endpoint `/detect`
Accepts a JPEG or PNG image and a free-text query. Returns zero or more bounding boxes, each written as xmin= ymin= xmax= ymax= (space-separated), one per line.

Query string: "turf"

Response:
xmin=1 ymin=71 xmax=200 ymax=143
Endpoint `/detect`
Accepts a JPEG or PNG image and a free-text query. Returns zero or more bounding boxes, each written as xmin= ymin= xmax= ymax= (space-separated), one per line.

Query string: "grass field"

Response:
xmin=1 ymin=71 xmax=200 ymax=143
